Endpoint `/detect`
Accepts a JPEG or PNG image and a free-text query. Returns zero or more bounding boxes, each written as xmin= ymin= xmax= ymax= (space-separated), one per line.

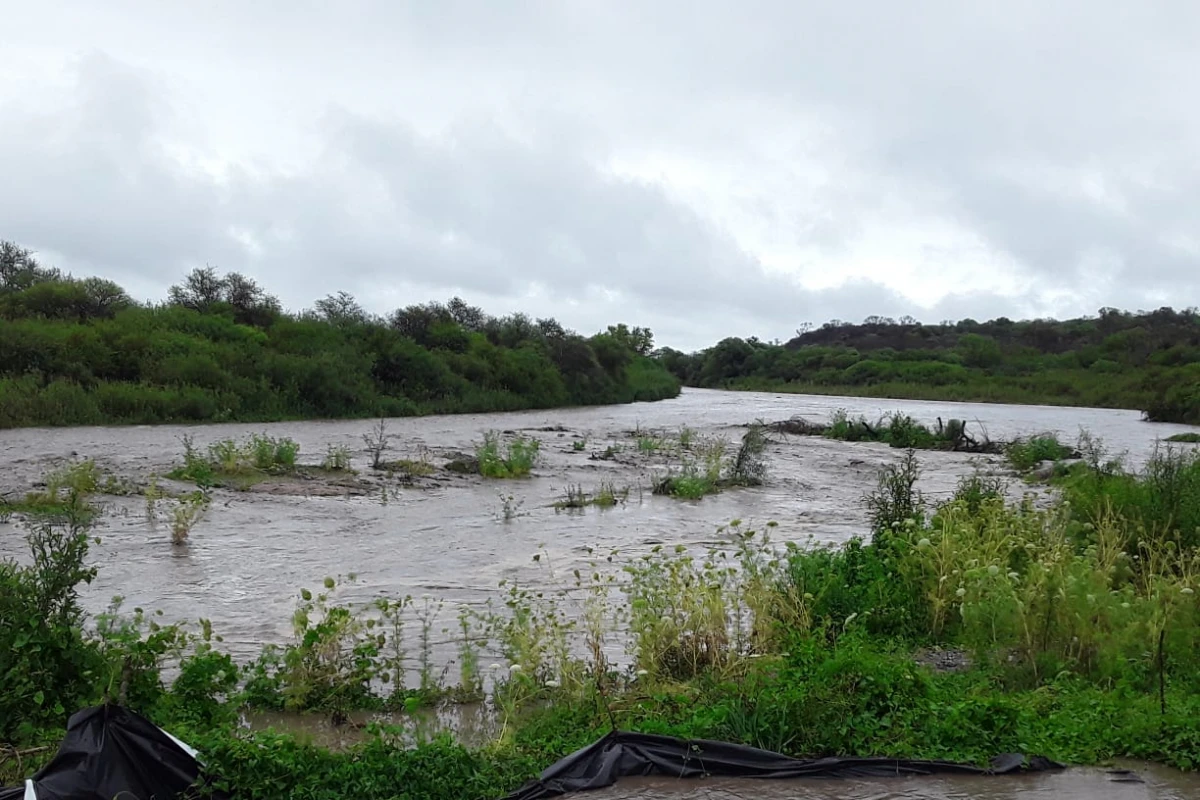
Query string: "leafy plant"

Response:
xmin=864 ymin=450 xmax=923 ymax=537
xmin=477 ymin=431 xmax=540 ymax=478
xmin=322 ymin=444 xmax=353 ymax=471
xmin=168 ymin=434 xmax=301 ymax=487
xmin=1006 ymin=434 xmax=1076 ymax=472
xmin=170 ymin=491 xmax=210 ymax=544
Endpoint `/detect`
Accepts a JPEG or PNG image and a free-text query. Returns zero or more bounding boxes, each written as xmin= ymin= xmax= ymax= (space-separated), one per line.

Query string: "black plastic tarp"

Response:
xmin=0 ymin=705 xmax=227 ymax=800
xmin=499 ymin=730 xmax=1065 ymax=800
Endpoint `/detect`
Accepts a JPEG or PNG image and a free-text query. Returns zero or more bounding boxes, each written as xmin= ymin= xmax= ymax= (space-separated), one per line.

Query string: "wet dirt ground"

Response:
xmin=0 ymin=388 xmax=1194 ymax=667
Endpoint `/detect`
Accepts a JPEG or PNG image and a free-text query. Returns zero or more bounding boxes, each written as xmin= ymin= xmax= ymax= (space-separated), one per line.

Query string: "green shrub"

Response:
xmin=1005 ymin=434 xmax=1076 ymax=471
xmin=477 ymin=431 xmax=540 ymax=478
xmin=168 ymin=433 xmax=301 ymax=486
xmin=322 ymin=444 xmax=353 ymax=471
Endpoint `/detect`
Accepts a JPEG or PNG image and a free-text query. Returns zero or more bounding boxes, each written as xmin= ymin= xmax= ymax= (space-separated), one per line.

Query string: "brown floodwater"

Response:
xmin=576 ymin=765 xmax=1200 ymax=799
xmin=0 ymin=388 xmax=1195 ymax=670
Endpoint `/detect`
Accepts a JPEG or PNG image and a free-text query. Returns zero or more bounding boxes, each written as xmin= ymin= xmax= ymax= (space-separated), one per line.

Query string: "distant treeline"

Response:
xmin=0 ymin=240 xmax=679 ymax=428
xmin=658 ymin=310 xmax=1200 ymax=424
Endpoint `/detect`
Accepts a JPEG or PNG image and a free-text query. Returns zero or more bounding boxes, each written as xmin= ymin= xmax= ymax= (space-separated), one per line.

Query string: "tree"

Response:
xmin=389 ymin=302 xmax=451 ymax=345
xmin=80 ymin=278 xmax=132 ymax=317
xmin=313 ymin=291 xmax=368 ymax=327
xmin=536 ymin=317 xmax=567 ymax=341
xmin=446 ymin=297 xmax=486 ymax=331
xmin=0 ymin=241 xmax=59 ymax=292
xmin=168 ymin=267 xmax=227 ymax=312
xmin=605 ymin=323 xmax=655 ymax=356
xmin=957 ymin=333 xmax=1003 ymax=368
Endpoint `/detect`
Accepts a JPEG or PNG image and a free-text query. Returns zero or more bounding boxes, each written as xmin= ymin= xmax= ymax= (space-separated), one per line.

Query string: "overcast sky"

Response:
xmin=3 ymin=2 xmax=1198 ymax=350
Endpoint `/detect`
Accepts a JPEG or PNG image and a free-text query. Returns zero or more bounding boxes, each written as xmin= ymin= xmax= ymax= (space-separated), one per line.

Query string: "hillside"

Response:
xmin=0 ymin=241 xmax=679 ymax=428
xmin=657 ymin=309 xmax=1200 ymax=423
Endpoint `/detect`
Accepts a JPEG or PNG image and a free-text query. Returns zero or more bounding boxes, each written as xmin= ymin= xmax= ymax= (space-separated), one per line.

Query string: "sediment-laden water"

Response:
xmin=0 ymin=388 xmax=1194 ymax=666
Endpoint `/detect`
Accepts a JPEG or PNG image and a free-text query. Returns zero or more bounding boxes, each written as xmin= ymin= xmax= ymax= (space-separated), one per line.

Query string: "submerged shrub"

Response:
xmin=953 ymin=471 xmax=1007 ymax=513
xmin=322 ymin=444 xmax=353 ymax=471
xmin=727 ymin=424 xmax=768 ymax=486
xmin=1006 ymin=434 xmax=1076 ymax=471
xmin=168 ymin=433 xmax=301 ymax=486
xmin=477 ymin=431 xmax=540 ymax=478
xmin=864 ymin=450 xmax=923 ymax=537
xmin=1 ymin=459 xmax=101 ymax=523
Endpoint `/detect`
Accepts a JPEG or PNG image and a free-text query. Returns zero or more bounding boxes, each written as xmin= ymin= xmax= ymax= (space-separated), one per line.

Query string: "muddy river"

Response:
xmin=0 ymin=389 xmax=1195 ymax=667
xmin=578 ymin=764 xmax=1199 ymax=800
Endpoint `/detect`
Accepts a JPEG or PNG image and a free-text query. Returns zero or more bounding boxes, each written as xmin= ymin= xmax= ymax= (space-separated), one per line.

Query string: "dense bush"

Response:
xmin=658 ymin=308 xmax=1200 ymax=421
xmin=0 ymin=240 xmax=679 ymax=428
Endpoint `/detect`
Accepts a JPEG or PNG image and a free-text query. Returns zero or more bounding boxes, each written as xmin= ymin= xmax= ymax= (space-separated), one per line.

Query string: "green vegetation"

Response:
xmin=381 ymin=458 xmax=436 ymax=478
xmin=321 ymin=444 xmax=353 ymax=472
xmin=1145 ymin=382 xmax=1200 ymax=425
xmin=476 ymin=432 xmax=540 ymax=478
xmin=0 ymin=459 xmax=103 ymax=523
xmin=636 ymin=434 xmax=666 ymax=454
xmin=658 ymin=308 xmax=1200 ymax=422
xmin=168 ymin=433 xmax=302 ymax=489
xmin=1166 ymin=432 xmax=1200 ymax=443
xmin=653 ymin=424 xmax=767 ymax=498
xmin=1055 ymin=444 xmax=1200 ymax=551
xmin=774 ymin=410 xmax=1084 ymax=476
xmin=170 ymin=491 xmax=211 ymax=545
xmin=770 ymin=410 xmax=1002 ymax=455
xmin=0 ymin=240 xmax=679 ymax=429
xmin=1003 ymin=433 xmax=1077 ymax=472
xmin=6 ymin=441 xmax=1200 ymax=795
xmin=552 ymin=482 xmax=629 ymax=511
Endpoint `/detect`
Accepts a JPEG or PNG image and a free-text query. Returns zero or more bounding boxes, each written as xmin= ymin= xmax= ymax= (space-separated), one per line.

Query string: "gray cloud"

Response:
xmin=2 ymin=2 xmax=1197 ymax=350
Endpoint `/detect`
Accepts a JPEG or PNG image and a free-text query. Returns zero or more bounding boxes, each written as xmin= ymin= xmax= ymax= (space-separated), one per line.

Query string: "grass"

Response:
xmin=0 ymin=460 xmax=102 ymax=523
xmin=636 ymin=435 xmax=666 ymax=454
xmin=1005 ymin=434 xmax=1078 ymax=471
xmin=476 ymin=431 xmax=540 ymax=479
xmin=1166 ymin=432 xmax=1200 ymax=443
xmin=654 ymin=425 xmax=768 ymax=499
xmin=322 ymin=444 xmax=353 ymax=472
xmin=1055 ymin=443 xmax=1200 ymax=551
xmin=775 ymin=409 xmax=1001 ymax=454
xmin=170 ymin=491 xmax=210 ymax=544
xmin=678 ymin=425 xmax=696 ymax=449
xmin=552 ymin=482 xmax=629 ymax=511
xmin=381 ymin=459 xmax=435 ymax=477
xmin=169 ymin=433 xmax=301 ymax=488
